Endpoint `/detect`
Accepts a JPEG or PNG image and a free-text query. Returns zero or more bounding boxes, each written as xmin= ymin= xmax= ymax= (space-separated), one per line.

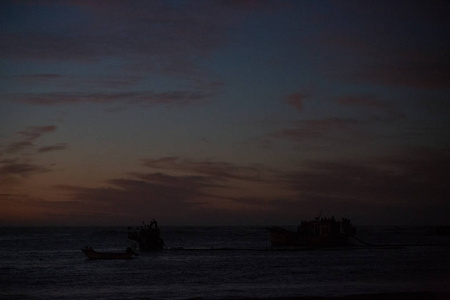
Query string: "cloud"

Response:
xmin=48 ymin=157 xmax=278 ymax=224
xmin=275 ymin=147 xmax=450 ymax=217
xmin=222 ymin=0 xmax=292 ymax=11
xmin=0 ymin=1 xmax=284 ymax=95
xmin=7 ymin=91 xmax=211 ymax=107
xmin=3 ymin=125 xmax=60 ymax=154
xmin=307 ymin=0 xmax=450 ymax=90
xmin=3 ymin=73 xmax=142 ymax=89
xmin=334 ymin=94 xmax=402 ymax=120
xmin=17 ymin=125 xmax=57 ymax=142
xmin=55 ymin=172 xmax=219 ymax=224
xmin=0 ymin=1 xmax=268 ymax=112
xmin=335 ymin=94 xmax=386 ymax=109
xmin=63 ymin=148 xmax=450 ymax=225
xmin=0 ymin=125 xmax=66 ymax=185
xmin=37 ymin=143 xmax=68 ymax=153
xmin=283 ymin=92 xmax=312 ymax=112
xmin=141 ymin=157 xmax=263 ymax=182
xmin=4 ymin=73 xmax=64 ymax=83
xmin=0 ymin=2 xmax=235 ymax=62
xmin=0 ymin=158 xmax=50 ymax=186
xmin=129 ymin=172 xmax=223 ymax=190
xmin=354 ymin=57 xmax=450 ymax=90
xmin=0 ymin=32 xmax=104 ymax=62
xmin=205 ymin=146 xmax=449 ymax=225
xmin=0 ymin=192 xmax=86 ymax=226
xmin=270 ymin=117 xmax=360 ymax=141
xmin=320 ymin=37 xmax=450 ymax=90
xmin=3 ymin=148 xmax=446 ymax=225
xmin=0 ymin=159 xmax=49 ymax=177
xmin=5 ymin=142 xmax=34 ymax=154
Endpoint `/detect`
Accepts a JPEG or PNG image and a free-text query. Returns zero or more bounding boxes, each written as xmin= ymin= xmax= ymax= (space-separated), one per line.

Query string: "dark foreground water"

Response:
xmin=1 ymin=226 xmax=449 ymax=299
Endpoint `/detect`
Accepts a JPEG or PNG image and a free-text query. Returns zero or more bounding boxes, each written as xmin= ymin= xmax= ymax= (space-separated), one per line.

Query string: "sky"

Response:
xmin=1 ymin=0 xmax=449 ymax=226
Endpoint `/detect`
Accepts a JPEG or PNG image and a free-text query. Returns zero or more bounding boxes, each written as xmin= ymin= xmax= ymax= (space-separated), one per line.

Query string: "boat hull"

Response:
xmin=268 ymin=226 xmax=352 ymax=247
xmin=81 ymin=248 xmax=133 ymax=260
xmin=127 ymin=238 xmax=164 ymax=251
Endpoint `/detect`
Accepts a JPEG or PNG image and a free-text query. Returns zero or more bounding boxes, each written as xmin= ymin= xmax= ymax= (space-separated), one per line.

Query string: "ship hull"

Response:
xmin=268 ymin=226 xmax=352 ymax=247
xmin=81 ymin=248 xmax=134 ymax=260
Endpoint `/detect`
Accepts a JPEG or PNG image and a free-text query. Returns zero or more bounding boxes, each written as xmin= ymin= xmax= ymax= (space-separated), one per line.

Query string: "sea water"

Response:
xmin=1 ymin=226 xmax=449 ymax=299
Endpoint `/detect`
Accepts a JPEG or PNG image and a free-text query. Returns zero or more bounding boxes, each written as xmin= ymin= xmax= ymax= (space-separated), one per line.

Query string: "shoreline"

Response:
xmin=3 ymin=291 xmax=449 ymax=300
xmin=189 ymin=292 xmax=449 ymax=300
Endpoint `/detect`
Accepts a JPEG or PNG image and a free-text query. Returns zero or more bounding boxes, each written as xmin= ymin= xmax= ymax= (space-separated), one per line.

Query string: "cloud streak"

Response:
xmin=270 ymin=118 xmax=360 ymax=141
xmin=37 ymin=143 xmax=68 ymax=153
xmin=0 ymin=158 xmax=50 ymax=186
xmin=49 ymin=156 xmax=283 ymax=224
xmin=1 ymin=1 xmax=449 ymax=226
xmin=354 ymin=57 xmax=450 ymax=90
xmin=6 ymin=91 xmax=212 ymax=107
xmin=47 ymin=147 xmax=450 ymax=225
xmin=308 ymin=1 xmax=450 ymax=91
xmin=283 ymin=92 xmax=312 ymax=112
xmin=0 ymin=125 xmax=67 ymax=186
xmin=3 ymin=125 xmax=60 ymax=154
xmin=0 ymin=2 xmax=237 ymax=62
xmin=141 ymin=157 xmax=264 ymax=182
xmin=56 ymin=173 xmax=216 ymax=224
xmin=17 ymin=125 xmax=57 ymax=142
xmin=5 ymin=142 xmax=34 ymax=154
xmin=335 ymin=94 xmax=386 ymax=110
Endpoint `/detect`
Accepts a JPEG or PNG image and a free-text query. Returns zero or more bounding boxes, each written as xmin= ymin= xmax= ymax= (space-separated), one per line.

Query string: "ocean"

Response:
xmin=1 ymin=226 xmax=449 ymax=299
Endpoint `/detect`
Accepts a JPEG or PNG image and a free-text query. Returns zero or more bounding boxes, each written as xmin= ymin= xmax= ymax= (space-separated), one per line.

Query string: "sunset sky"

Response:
xmin=1 ymin=0 xmax=449 ymax=226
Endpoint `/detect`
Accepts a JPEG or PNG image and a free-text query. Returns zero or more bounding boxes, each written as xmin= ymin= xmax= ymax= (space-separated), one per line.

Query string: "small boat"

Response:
xmin=81 ymin=247 xmax=137 ymax=260
xmin=268 ymin=216 xmax=356 ymax=247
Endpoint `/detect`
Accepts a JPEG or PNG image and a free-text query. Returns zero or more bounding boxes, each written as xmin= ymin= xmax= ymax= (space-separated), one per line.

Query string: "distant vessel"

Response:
xmin=127 ymin=220 xmax=165 ymax=251
xmin=81 ymin=246 xmax=137 ymax=260
xmin=268 ymin=216 xmax=356 ymax=247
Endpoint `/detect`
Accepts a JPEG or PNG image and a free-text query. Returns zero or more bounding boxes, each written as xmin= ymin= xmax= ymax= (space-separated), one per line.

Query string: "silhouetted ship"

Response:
xmin=127 ymin=220 xmax=165 ymax=250
xmin=268 ymin=216 xmax=356 ymax=247
xmin=81 ymin=246 xmax=137 ymax=260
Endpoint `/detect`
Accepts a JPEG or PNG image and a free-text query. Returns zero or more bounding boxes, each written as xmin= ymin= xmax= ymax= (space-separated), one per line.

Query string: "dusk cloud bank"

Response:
xmin=1 ymin=1 xmax=449 ymax=226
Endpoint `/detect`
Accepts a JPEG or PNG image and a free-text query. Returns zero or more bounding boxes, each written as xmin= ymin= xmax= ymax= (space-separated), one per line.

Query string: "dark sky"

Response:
xmin=1 ymin=0 xmax=449 ymax=226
